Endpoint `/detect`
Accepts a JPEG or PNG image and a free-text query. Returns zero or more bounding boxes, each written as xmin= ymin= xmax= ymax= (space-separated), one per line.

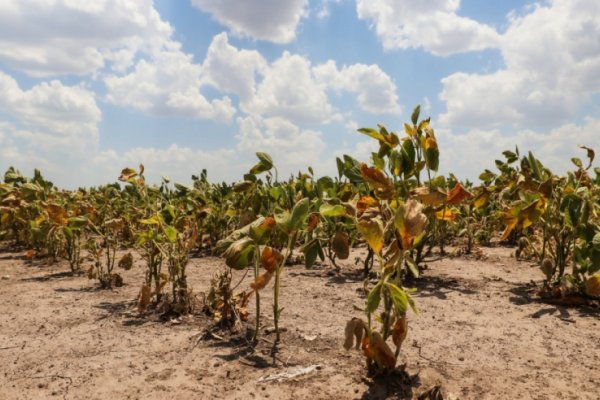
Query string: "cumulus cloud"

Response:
xmin=191 ymin=0 xmax=308 ymax=43
xmin=104 ymin=47 xmax=235 ymax=122
xmin=0 ymin=71 xmax=100 ymax=141
xmin=243 ymin=52 xmax=334 ymax=124
xmin=201 ymin=32 xmax=267 ymax=101
xmin=0 ymin=0 xmax=172 ymax=76
xmin=236 ymin=115 xmax=326 ymax=173
xmin=356 ymin=0 xmax=500 ymax=56
xmin=314 ymin=60 xmax=401 ymax=114
xmin=438 ymin=117 xmax=600 ymax=180
xmin=439 ymin=0 xmax=600 ymax=129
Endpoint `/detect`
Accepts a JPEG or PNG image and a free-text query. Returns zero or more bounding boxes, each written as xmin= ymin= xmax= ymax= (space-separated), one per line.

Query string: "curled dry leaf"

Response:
xmin=396 ymin=199 xmax=428 ymax=249
xmin=357 ymin=195 xmax=378 ymax=214
xmin=118 ymin=252 xmax=133 ymax=270
xmin=413 ymin=186 xmax=446 ymax=206
xmin=138 ymin=284 xmax=151 ymax=313
xmin=251 ymin=271 xmax=273 ymax=291
xmin=392 ymin=314 xmax=408 ymax=350
xmin=331 ymin=231 xmax=350 ymax=260
xmin=261 ymin=246 xmax=282 ymax=273
xmin=445 ymin=183 xmax=472 ymax=205
xmin=343 ymin=318 xmax=365 ymax=350
xmin=362 ymin=332 xmax=396 ymax=369
xmin=360 ymin=164 xmax=390 ymax=189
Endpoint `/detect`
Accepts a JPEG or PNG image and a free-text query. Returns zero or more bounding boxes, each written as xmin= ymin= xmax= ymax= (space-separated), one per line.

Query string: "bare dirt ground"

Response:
xmin=1 ymin=244 xmax=599 ymax=400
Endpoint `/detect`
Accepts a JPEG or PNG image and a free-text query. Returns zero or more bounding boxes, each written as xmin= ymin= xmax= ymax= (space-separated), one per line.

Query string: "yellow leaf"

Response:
xmin=435 ymin=207 xmax=457 ymax=221
xmin=585 ymin=274 xmax=600 ymax=296
xmin=357 ymin=217 xmax=384 ymax=254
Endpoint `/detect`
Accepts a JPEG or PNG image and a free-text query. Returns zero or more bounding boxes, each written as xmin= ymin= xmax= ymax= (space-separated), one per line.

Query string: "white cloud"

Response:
xmin=236 ymin=115 xmax=326 ymax=172
xmin=0 ymin=0 xmax=172 ymax=76
xmin=0 ymin=71 xmax=100 ymax=142
xmin=438 ymin=117 xmax=600 ymax=180
xmin=314 ymin=60 xmax=401 ymax=114
xmin=356 ymin=0 xmax=500 ymax=56
xmin=191 ymin=0 xmax=308 ymax=43
xmin=439 ymin=0 xmax=600 ymax=129
xmin=243 ymin=51 xmax=334 ymax=124
xmin=201 ymin=33 xmax=267 ymax=101
xmin=104 ymin=48 xmax=235 ymax=122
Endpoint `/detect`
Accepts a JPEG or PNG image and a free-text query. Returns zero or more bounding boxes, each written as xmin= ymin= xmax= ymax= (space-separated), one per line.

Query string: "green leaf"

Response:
xmin=257 ymin=152 xmax=273 ymax=167
xmin=571 ymin=157 xmax=583 ymax=169
xmin=140 ymin=215 xmax=160 ymax=225
xmin=285 ymin=198 xmax=310 ymax=232
xmin=302 ymin=239 xmax=321 ymax=268
xmin=366 ymin=281 xmax=382 ymax=313
xmin=164 ymin=226 xmax=177 ymax=243
xmin=405 ymin=255 xmax=420 ymax=278
xmin=223 ymin=238 xmax=255 ymax=270
xmin=358 ymin=127 xmax=385 ymax=142
xmin=319 ymin=203 xmax=346 ymax=217
xmin=386 ymin=282 xmax=408 ymax=314
xmin=411 ymin=105 xmax=421 ymax=125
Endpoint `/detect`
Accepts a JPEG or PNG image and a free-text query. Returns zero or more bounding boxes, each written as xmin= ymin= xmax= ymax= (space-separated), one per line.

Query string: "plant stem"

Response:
xmin=274 ymin=232 xmax=297 ymax=342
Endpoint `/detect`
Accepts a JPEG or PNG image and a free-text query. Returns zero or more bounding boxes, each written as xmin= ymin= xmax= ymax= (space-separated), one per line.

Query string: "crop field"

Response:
xmin=1 ymin=108 xmax=599 ymax=399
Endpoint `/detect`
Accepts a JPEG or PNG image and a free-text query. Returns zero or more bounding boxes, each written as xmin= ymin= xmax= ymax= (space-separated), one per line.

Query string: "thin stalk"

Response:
xmin=252 ymin=248 xmax=261 ymax=343
xmin=274 ymin=232 xmax=297 ymax=342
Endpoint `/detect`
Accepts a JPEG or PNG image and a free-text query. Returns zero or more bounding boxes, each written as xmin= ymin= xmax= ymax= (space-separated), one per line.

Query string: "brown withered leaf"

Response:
xmin=413 ymin=186 xmax=447 ymax=206
xmin=360 ymin=163 xmax=391 ymax=189
xmin=363 ymin=332 xmax=396 ymax=369
xmin=343 ymin=318 xmax=366 ymax=350
xmin=138 ymin=284 xmax=151 ymax=313
xmin=261 ymin=246 xmax=283 ymax=273
xmin=392 ymin=314 xmax=408 ymax=350
xmin=46 ymin=204 xmax=68 ymax=226
xmin=445 ymin=183 xmax=472 ymax=205
xmin=357 ymin=195 xmax=379 ymax=214
xmin=307 ymin=213 xmax=319 ymax=232
xmin=118 ymin=252 xmax=133 ymax=270
xmin=251 ymin=271 xmax=273 ymax=291
xmin=331 ymin=231 xmax=350 ymax=260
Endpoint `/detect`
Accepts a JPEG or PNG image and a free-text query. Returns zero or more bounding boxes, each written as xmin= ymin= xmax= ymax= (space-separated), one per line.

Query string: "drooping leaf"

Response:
xmin=223 ymin=238 xmax=255 ymax=270
xmin=392 ymin=315 xmax=408 ymax=350
xmin=261 ymin=246 xmax=282 ymax=273
xmin=413 ymin=186 xmax=446 ymax=206
xmin=118 ymin=253 xmax=134 ymax=270
xmin=357 ymin=217 xmax=384 ymax=254
xmin=331 ymin=231 xmax=350 ymax=260
xmin=164 ymin=226 xmax=178 ymax=243
xmin=284 ymin=197 xmax=310 ymax=232
xmin=366 ymin=281 xmax=383 ymax=313
xmin=251 ymin=271 xmax=274 ymax=291
xmin=343 ymin=318 xmax=365 ymax=350
xmin=360 ymin=163 xmax=390 ymax=189
xmin=446 ymin=183 xmax=472 ymax=205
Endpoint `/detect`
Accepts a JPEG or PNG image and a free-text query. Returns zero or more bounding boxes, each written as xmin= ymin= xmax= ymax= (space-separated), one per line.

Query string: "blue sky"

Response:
xmin=0 ymin=0 xmax=598 ymax=188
